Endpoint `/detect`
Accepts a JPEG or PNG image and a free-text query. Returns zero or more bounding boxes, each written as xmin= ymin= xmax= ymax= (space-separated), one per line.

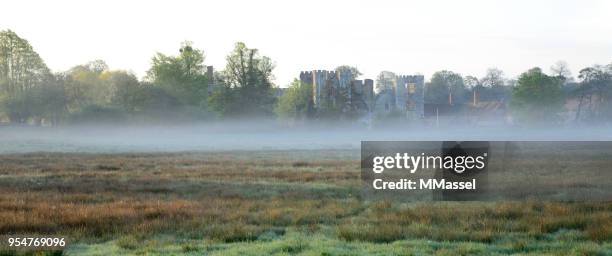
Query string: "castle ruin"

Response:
xmin=300 ymin=70 xmax=423 ymax=119
xmin=299 ymin=70 xmax=374 ymax=114
xmin=395 ymin=75 xmax=425 ymax=118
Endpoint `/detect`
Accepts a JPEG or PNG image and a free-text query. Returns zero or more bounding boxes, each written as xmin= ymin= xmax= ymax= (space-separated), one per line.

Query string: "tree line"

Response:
xmin=1 ymin=29 xmax=611 ymax=126
xmin=0 ymin=30 xmax=277 ymax=125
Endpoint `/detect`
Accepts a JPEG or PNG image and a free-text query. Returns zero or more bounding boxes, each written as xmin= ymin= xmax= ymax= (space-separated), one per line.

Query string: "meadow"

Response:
xmin=0 ymin=150 xmax=610 ymax=255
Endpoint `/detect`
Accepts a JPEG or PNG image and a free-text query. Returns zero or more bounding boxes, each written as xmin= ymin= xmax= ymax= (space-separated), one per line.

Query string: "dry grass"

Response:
xmin=336 ymin=201 xmax=611 ymax=243
xmin=0 ymin=150 xmax=609 ymax=254
xmin=0 ymin=151 xmax=360 ymax=243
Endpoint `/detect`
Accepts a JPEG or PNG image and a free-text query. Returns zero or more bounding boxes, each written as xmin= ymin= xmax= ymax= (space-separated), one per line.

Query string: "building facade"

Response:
xmin=299 ymin=70 xmax=374 ymax=114
xmin=375 ymin=74 xmax=425 ymax=119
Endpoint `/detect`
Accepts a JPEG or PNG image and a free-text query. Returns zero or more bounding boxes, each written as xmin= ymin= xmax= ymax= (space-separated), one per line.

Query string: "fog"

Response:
xmin=1 ymin=121 xmax=611 ymax=153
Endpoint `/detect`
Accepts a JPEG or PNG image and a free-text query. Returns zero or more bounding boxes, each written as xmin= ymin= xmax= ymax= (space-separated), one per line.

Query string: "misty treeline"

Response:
xmin=0 ymin=30 xmax=276 ymax=125
xmin=1 ymin=29 xmax=611 ymax=126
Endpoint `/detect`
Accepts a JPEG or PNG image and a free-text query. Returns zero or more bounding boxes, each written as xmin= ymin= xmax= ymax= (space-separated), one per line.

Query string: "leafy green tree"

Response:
xmin=0 ymin=30 xmax=51 ymax=96
xmin=62 ymin=61 xmax=161 ymax=122
xmin=34 ymin=77 xmax=68 ymax=125
xmin=3 ymin=90 xmax=32 ymax=123
xmin=511 ymin=67 xmax=565 ymax=124
xmin=426 ymin=70 xmax=467 ymax=104
xmin=137 ymin=83 xmax=184 ymax=118
xmin=212 ymin=42 xmax=276 ymax=117
xmin=68 ymin=104 xmax=127 ymax=124
xmin=2 ymin=76 xmax=67 ymax=125
xmin=110 ymin=71 xmax=142 ymax=112
xmin=574 ymin=65 xmax=612 ymax=122
xmin=275 ymin=79 xmax=313 ymax=122
xmin=318 ymin=82 xmax=362 ymax=121
xmin=208 ymin=82 xmax=238 ymax=117
xmin=0 ymin=30 xmax=53 ymax=123
xmin=63 ymin=60 xmax=113 ymax=111
xmin=146 ymin=41 xmax=208 ymax=108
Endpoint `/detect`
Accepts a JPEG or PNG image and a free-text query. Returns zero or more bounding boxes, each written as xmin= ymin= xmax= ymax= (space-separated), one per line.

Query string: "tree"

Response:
xmin=376 ymin=71 xmax=396 ymax=92
xmin=476 ymin=68 xmax=511 ymax=101
xmin=110 ymin=71 xmax=142 ymax=112
xmin=214 ymin=42 xmax=276 ymax=117
xmin=63 ymin=60 xmax=113 ymax=111
xmin=2 ymin=75 xmax=67 ymax=125
xmin=0 ymin=30 xmax=55 ymax=123
xmin=275 ymin=79 xmax=313 ymax=122
xmin=335 ymin=65 xmax=362 ymax=80
xmin=578 ymin=66 xmax=608 ymax=85
xmin=317 ymin=74 xmax=352 ymax=120
xmin=146 ymin=41 xmax=208 ymax=108
xmin=132 ymin=83 xmax=185 ymax=120
xmin=480 ymin=68 xmax=505 ymax=88
xmin=0 ymin=30 xmax=51 ymax=96
xmin=3 ymin=90 xmax=33 ymax=123
xmin=511 ymin=67 xmax=565 ymax=124
xmin=426 ymin=70 xmax=467 ymax=104
xmin=574 ymin=65 xmax=612 ymax=122
xmin=208 ymin=82 xmax=238 ymax=117
xmin=463 ymin=76 xmax=480 ymax=88
xmin=550 ymin=60 xmax=572 ymax=81
xmin=88 ymin=60 xmax=109 ymax=73
xmin=34 ymin=76 xmax=68 ymax=125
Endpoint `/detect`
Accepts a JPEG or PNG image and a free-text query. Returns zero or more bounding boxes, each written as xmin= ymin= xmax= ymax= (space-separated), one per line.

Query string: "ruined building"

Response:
xmin=375 ymin=74 xmax=425 ymax=119
xmin=395 ymin=75 xmax=425 ymax=118
xmin=299 ymin=70 xmax=374 ymax=114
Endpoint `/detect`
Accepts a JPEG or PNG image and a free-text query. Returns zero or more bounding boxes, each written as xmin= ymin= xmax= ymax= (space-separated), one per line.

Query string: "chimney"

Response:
xmin=206 ymin=66 xmax=214 ymax=83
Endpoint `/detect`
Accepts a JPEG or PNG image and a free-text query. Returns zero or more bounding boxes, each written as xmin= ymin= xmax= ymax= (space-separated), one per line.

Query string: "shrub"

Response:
xmin=69 ymin=105 xmax=127 ymax=124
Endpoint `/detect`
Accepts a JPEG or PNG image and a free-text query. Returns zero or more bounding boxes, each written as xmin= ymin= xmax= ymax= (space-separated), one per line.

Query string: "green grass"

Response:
xmin=63 ymin=231 xmax=611 ymax=256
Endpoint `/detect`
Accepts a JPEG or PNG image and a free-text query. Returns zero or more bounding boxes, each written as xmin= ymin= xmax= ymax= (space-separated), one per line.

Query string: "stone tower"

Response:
xmin=299 ymin=69 xmax=375 ymax=113
xmin=395 ymin=75 xmax=425 ymax=118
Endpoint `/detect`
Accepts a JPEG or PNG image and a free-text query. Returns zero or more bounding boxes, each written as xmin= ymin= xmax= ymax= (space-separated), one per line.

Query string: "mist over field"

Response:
xmin=1 ymin=122 xmax=611 ymax=153
xmin=1 ymin=30 xmax=611 ymax=155
xmin=1 ymin=2 xmax=612 ymax=255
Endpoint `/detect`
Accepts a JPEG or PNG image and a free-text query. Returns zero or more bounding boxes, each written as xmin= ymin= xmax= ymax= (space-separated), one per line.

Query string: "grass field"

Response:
xmin=0 ymin=150 xmax=610 ymax=255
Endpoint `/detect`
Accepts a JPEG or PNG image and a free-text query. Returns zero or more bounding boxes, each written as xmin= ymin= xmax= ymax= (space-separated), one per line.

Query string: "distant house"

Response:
xmin=424 ymin=103 xmax=461 ymax=118
xmin=467 ymin=101 xmax=509 ymax=126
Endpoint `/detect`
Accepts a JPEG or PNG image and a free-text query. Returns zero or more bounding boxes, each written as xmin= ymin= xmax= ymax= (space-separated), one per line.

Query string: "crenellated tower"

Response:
xmin=395 ymin=75 xmax=425 ymax=118
xmin=299 ymin=69 xmax=376 ymax=114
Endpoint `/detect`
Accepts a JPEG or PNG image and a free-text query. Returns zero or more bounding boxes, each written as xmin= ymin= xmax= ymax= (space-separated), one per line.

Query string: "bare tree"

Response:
xmin=480 ymin=68 xmax=505 ymax=88
xmin=550 ymin=60 xmax=572 ymax=81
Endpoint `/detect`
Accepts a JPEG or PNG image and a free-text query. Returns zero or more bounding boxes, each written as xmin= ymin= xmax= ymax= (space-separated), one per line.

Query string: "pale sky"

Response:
xmin=2 ymin=0 xmax=612 ymax=86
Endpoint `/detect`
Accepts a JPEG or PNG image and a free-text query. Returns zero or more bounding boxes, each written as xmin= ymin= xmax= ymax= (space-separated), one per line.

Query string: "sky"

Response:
xmin=2 ymin=0 xmax=612 ymax=87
